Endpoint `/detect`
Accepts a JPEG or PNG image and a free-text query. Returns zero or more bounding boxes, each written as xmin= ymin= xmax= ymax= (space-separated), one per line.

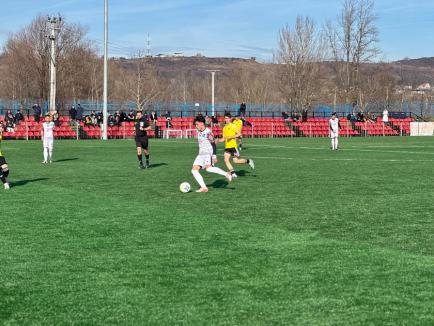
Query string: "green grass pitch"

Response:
xmin=1 ymin=137 xmax=434 ymax=325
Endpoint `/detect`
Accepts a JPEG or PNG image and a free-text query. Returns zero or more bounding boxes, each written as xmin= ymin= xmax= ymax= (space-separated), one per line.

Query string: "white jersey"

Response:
xmin=197 ymin=128 xmax=214 ymax=156
xmin=329 ymin=118 xmax=339 ymax=132
xmin=43 ymin=122 xmax=55 ymax=139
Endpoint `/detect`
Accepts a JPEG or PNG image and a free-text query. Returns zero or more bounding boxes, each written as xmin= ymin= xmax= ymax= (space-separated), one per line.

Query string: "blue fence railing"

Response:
xmin=0 ymin=100 xmax=433 ymax=118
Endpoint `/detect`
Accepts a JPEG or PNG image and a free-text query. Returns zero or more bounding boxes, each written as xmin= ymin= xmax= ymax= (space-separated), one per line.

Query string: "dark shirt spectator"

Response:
xmin=127 ymin=111 xmax=135 ymax=121
xmin=69 ymin=106 xmax=77 ymax=120
xmin=150 ymin=111 xmax=157 ymax=122
xmin=282 ymin=111 xmax=289 ymax=120
xmin=239 ymin=102 xmax=247 ymax=117
xmin=76 ymin=104 xmax=83 ymax=121
xmin=302 ymin=108 xmax=308 ymax=122
xmin=52 ymin=110 xmax=60 ymax=126
xmin=291 ymin=111 xmax=300 ymax=122
xmin=14 ymin=110 xmax=24 ymax=124
xmin=32 ymin=104 xmax=41 ymax=122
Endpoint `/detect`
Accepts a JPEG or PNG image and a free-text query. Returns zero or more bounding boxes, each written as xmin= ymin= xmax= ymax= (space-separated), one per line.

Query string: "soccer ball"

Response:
xmin=179 ymin=182 xmax=191 ymax=193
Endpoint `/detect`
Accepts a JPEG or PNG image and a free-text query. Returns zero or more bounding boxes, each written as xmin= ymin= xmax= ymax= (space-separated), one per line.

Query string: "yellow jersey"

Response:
xmin=222 ymin=123 xmax=238 ymax=149
xmin=233 ymin=119 xmax=243 ymax=133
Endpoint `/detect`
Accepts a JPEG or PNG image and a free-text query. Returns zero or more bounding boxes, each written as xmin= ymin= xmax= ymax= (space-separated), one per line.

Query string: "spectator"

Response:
xmin=14 ymin=109 xmax=24 ymax=125
xmin=212 ymin=115 xmax=218 ymax=124
xmin=108 ymin=115 xmax=115 ymax=127
xmin=150 ymin=111 xmax=157 ymax=122
xmin=382 ymin=108 xmax=389 ymax=124
xmin=84 ymin=115 xmax=92 ymax=126
xmin=96 ymin=112 xmax=103 ymax=125
xmin=69 ymin=105 xmax=77 ymax=120
xmin=5 ymin=111 xmax=15 ymax=132
xmin=166 ymin=116 xmax=172 ymax=129
xmin=127 ymin=110 xmax=135 ymax=121
xmin=239 ymin=102 xmax=247 ymax=117
xmin=52 ymin=110 xmax=60 ymax=127
xmin=291 ymin=111 xmax=300 ymax=122
xmin=76 ymin=104 xmax=83 ymax=121
xmin=282 ymin=111 xmax=289 ymax=120
xmin=302 ymin=108 xmax=308 ymax=122
xmin=32 ymin=104 xmax=41 ymax=122
xmin=114 ymin=111 xmax=121 ymax=126
xmin=90 ymin=111 xmax=97 ymax=126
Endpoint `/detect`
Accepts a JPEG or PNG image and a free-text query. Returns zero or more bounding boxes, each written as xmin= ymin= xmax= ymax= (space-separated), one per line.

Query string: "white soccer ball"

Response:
xmin=179 ymin=182 xmax=191 ymax=193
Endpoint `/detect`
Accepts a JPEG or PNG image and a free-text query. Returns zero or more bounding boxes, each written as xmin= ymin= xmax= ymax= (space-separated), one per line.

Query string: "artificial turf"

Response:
xmin=1 ymin=136 xmax=434 ymax=325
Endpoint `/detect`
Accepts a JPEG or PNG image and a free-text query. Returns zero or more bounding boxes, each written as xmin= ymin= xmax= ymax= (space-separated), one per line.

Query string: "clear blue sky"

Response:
xmin=0 ymin=0 xmax=433 ymax=61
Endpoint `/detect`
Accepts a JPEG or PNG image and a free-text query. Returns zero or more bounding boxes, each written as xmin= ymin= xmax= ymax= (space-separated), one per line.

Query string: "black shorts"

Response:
xmin=224 ymin=147 xmax=240 ymax=158
xmin=135 ymin=137 xmax=149 ymax=150
xmin=0 ymin=156 xmax=7 ymax=166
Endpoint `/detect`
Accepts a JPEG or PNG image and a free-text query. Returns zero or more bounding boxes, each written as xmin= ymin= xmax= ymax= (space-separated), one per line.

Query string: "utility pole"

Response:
xmin=206 ymin=70 xmax=219 ymax=116
xmin=47 ymin=16 xmax=61 ymax=114
xmin=102 ymin=0 xmax=108 ymax=140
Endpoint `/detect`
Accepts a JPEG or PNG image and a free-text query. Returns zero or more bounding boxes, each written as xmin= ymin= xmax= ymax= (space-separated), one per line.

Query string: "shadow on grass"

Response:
xmin=208 ymin=179 xmax=235 ymax=190
xmin=11 ymin=178 xmax=49 ymax=187
xmin=55 ymin=158 xmax=79 ymax=163
xmin=148 ymin=163 xmax=168 ymax=169
xmin=235 ymin=170 xmax=256 ymax=177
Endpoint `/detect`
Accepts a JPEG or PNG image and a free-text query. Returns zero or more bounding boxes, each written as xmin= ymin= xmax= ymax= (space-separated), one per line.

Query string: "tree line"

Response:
xmin=0 ymin=0 xmax=431 ymax=113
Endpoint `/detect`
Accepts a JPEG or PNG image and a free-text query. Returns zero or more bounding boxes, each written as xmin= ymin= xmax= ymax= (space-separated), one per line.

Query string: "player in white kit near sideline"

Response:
xmin=191 ymin=115 xmax=232 ymax=193
xmin=329 ymin=112 xmax=340 ymax=150
xmin=42 ymin=114 xmax=55 ymax=163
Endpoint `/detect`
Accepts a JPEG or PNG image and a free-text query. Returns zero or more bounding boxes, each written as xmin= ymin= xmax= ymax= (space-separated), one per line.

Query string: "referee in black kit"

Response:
xmin=135 ymin=111 xmax=152 ymax=169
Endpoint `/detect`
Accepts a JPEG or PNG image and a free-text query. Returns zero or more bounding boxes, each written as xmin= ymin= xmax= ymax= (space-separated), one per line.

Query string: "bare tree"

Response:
xmin=1 ymin=15 xmax=96 ymax=107
xmin=326 ymin=0 xmax=380 ymax=106
xmin=275 ymin=16 xmax=326 ymax=112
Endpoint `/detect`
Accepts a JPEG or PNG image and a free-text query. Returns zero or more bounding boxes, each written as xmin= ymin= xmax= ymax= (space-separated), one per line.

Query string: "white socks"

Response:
xmin=331 ymin=138 xmax=339 ymax=150
xmin=44 ymin=148 xmax=53 ymax=162
xmin=191 ymin=170 xmax=207 ymax=189
xmin=206 ymin=166 xmax=227 ymax=177
xmin=43 ymin=148 xmax=49 ymax=162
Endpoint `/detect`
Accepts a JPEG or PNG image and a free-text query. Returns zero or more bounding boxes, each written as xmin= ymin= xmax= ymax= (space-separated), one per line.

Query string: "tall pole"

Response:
xmin=207 ymin=70 xmax=218 ymax=116
xmin=48 ymin=16 xmax=61 ymax=114
xmin=102 ymin=0 xmax=108 ymax=140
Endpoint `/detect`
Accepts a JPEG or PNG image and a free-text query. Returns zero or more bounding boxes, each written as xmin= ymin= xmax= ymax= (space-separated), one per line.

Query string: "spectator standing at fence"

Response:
xmin=302 ymin=108 xmax=308 ymax=122
xmin=5 ymin=111 xmax=15 ymax=132
xmin=76 ymin=104 xmax=83 ymax=121
xmin=150 ymin=111 xmax=157 ymax=122
xmin=69 ymin=105 xmax=77 ymax=120
xmin=14 ymin=110 xmax=24 ymax=125
xmin=382 ymin=108 xmax=389 ymax=124
xmin=329 ymin=112 xmax=340 ymax=151
xmin=52 ymin=110 xmax=60 ymax=127
xmin=32 ymin=104 xmax=41 ymax=122
xmin=42 ymin=114 xmax=55 ymax=164
xmin=239 ymin=102 xmax=247 ymax=117
xmin=127 ymin=111 xmax=135 ymax=121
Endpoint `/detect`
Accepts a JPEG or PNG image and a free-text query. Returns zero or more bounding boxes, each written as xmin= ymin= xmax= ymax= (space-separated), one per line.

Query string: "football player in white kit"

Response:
xmin=329 ymin=112 xmax=340 ymax=150
xmin=191 ymin=115 xmax=232 ymax=193
xmin=42 ymin=114 xmax=55 ymax=163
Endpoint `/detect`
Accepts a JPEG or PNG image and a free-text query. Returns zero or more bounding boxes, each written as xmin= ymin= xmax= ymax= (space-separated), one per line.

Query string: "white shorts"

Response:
xmin=193 ymin=154 xmax=212 ymax=169
xmin=330 ymin=131 xmax=339 ymax=139
xmin=43 ymin=138 xmax=54 ymax=149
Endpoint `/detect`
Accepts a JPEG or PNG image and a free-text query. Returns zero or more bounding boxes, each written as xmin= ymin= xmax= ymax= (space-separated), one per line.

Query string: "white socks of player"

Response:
xmin=206 ymin=166 xmax=227 ymax=177
xmin=43 ymin=148 xmax=53 ymax=163
xmin=43 ymin=148 xmax=49 ymax=162
xmin=331 ymin=138 xmax=339 ymax=150
xmin=191 ymin=170 xmax=207 ymax=189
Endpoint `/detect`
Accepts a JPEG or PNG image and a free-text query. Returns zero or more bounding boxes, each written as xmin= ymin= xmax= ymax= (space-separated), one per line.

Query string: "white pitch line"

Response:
xmin=250 ymin=155 xmax=434 ymax=163
xmin=247 ymin=144 xmax=434 ymax=155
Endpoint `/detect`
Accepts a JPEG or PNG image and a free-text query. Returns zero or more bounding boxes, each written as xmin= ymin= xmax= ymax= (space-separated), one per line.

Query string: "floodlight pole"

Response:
xmin=48 ymin=16 xmax=61 ymax=114
xmin=102 ymin=0 xmax=109 ymax=140
xmin=207 ymin=70 xmax=218 ymax=116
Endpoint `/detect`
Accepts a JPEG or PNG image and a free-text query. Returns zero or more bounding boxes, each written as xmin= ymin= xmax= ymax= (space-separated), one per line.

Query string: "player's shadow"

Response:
xmin=148 ymin=163 xmax=168 ymax=169
xmin=208 ymin=179 xmax=235 ymax=190
xmin=236 ymin=170 xmax=255 ymax=177
xmin=55 ymin=158 xmax=79 ymax=163
xmin=11 ymin=178 xmax=49 ymax=187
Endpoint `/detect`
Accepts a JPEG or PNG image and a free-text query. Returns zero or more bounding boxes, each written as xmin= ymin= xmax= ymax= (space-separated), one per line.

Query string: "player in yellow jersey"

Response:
xmin=0 ymin=128 xmax=10 ymax=190
xmin=215 ymin=113 xmax=254 ymax=178
xmin=233 ymin=114 xmax=244 ymax=150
